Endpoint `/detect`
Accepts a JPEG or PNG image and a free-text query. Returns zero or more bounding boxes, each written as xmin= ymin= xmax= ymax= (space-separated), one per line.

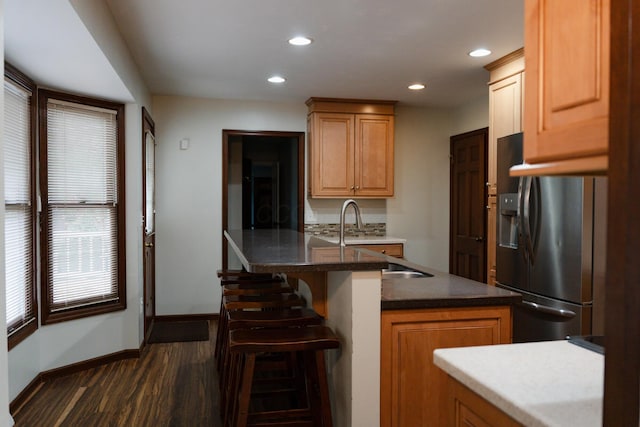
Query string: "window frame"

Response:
xmin=5 ymin=63 xmax=38 ymax=349
xmin=38 ymin=89 xmax=126 ymax=325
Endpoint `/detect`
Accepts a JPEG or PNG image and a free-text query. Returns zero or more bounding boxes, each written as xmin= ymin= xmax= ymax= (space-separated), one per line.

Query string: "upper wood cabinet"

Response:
xmin=512 ymin=0 xmax=610 ymax=176
xmin=306 ymin=98 xmax=396 ymax=198
xmin=485 ymin=48 xmax=525 ymax=196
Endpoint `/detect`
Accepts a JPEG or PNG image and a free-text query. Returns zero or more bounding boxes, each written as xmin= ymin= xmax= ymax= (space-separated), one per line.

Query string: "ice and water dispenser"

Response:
xmin=498 ymin=193 xmax=519 ymax=249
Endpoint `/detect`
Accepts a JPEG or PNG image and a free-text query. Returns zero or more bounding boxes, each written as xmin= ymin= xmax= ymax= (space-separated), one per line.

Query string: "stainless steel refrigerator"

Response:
xmin=495 ymin=133 xmax=607 ymax=342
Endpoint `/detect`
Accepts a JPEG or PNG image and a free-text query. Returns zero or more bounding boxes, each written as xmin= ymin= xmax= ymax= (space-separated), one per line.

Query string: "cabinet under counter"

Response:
xmin=434 ymin=340 xmax=604 ymax=426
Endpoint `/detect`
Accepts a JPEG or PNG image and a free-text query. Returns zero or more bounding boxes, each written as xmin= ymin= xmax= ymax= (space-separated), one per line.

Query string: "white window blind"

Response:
xmin=45 ymin=99 xmax=120 ymax=312
xmin=4 ymin=78 xmax=35 ymax=334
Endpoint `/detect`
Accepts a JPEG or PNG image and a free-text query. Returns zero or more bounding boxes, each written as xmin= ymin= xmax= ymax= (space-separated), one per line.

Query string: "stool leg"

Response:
xmin=234 ymin=353 xmax=256 ymax=427
xmin=214 ymin=299 xmax=225 ymax=360
xmin=305 ymin=349 xmax=333 ymax=427
xmin=223 ymin=351 xmax=240 ymax=426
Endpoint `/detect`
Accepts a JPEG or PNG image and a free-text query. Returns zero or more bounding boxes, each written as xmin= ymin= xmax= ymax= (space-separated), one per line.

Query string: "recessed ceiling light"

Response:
xmin=288 ymin=36 xmax=313 ymax=46
xmin=268 ymin=76 xmax=286 ymax=83
xmin=469 ymin=48 xmax=492 ymax=58
xmin=408 ymin=83 xmax=425 ymax=90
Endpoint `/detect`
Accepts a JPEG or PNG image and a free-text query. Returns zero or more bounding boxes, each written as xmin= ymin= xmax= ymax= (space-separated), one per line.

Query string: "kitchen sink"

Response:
xmin=382 ymin=264 xmax=432 ymax=279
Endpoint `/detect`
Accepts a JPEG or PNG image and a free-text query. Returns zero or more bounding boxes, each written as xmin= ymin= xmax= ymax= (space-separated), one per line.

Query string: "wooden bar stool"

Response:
xmin=216 ymin=293 xmax=307 ymax=374
xmin=213 ymin=272 xmax=291 ymax=364
xmin=226 ymin=326 xmax=340 ymax=427
xmin=219 ymin=308 xmax=324 ymax=420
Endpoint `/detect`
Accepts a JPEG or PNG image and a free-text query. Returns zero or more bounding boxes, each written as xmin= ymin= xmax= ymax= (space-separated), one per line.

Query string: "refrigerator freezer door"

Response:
xmin=496 ymin=284 xmax=592 ymax=342
xmin=529 ymin=177 xmax=594 ymax=303
xmin=496 ymin=133 xmax=528 ymax=291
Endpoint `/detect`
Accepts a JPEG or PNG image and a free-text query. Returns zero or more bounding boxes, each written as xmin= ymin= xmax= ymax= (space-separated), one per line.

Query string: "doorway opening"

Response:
xmin=222 ymin=130 xmax=305 ymax=268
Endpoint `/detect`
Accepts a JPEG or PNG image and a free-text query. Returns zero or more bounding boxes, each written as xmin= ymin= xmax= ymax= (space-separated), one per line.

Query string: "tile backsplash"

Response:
xmin=304 ymin=222 xmax=386 ymax=237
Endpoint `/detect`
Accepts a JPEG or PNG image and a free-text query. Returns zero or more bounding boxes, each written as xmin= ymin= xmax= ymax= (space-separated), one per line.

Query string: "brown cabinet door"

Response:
xmin=488 ymin=72 xmax=522 ymax=194
xmin=380 ymin=306 xmax=512 ymax=427
xmin=449 ymin=379 xmax=522 ymax=427
xmin=355 ymin=114 xmax=394 ymax=197
xmin=352 ymin=243 xmax=403 ymax=257
xmin=309 ymin=112 xmax=355 ymax=197
xmin=522 ymin=0 xmax=609 ymax=172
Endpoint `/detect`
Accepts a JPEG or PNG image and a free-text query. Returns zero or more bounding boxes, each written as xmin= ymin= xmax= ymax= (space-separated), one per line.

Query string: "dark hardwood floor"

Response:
xmin=12 ymin=321 xmax=222 ymax=427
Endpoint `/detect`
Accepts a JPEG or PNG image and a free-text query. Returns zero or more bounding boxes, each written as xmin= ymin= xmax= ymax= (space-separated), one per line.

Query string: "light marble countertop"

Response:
xmin=433 ymin=340 xmax=604 ymax=427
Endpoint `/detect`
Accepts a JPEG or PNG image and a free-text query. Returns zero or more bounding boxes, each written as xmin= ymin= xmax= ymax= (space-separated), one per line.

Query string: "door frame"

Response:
xmin=142 ymin=107 xmax=156 ymax=342
xmin=221 ymin=130 xmax=305 ymax=269
xmin=449 ymin=127 xmax=488 ymax=281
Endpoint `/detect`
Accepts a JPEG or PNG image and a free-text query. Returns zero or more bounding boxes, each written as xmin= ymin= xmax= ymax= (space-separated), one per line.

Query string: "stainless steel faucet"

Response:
xmin=339 ymin=199 xmax=364 ymax=246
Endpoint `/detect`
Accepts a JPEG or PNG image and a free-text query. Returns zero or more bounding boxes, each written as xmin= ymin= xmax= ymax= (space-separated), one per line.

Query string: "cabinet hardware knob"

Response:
xmin=381 ymin=250 xmax=386 ymax=254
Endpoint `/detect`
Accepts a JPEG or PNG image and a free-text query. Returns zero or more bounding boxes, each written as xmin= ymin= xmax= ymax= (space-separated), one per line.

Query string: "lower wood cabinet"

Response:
xmin=380 ymin=306 xmax=512 ymax=427
xmin=352 ymin=243 xmax=403 ymax=258
xmin=447 ymin=376 xmax=522 ymax=427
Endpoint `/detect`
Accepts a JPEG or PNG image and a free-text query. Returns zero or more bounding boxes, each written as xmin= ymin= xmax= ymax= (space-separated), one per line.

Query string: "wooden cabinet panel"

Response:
xmin=355 ymin=115 xmax=394 ymax=197
xmin=352 ymin=243 xmax=403 ymax=257
xmin=514 ymin=0 xmax=609 ymax=175
xmin=448 ymin=378 xmax=522 ymax=427
xmin=486 ymin=195 xmax=497 ymax=285
xmin=380 ymin=306 xmax=512 ymax=427
xmin=307 ymin=98 xmax=396 ymax=198
xmin=309 ymin=112 xmax=355 ymax=197
xmin=488 ymin=73 xmax=523 ymax=195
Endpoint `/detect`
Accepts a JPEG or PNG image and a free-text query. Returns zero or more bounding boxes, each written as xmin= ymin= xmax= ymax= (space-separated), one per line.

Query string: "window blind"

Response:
xmin=4 ymin=78 xmax=36 ymax=334
xmin=45 ymin=99 xmax=120 ymax=312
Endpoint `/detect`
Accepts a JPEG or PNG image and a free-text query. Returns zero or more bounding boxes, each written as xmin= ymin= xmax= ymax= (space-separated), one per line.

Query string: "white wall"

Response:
xmin=152 ymin=96 xmax=307 ymax=315
xmin=386 ymin=106 xmax=454 ymax=272
xmin=152 ymin=97 xmax=468 ymax=314
xmin=450 ymin=93 xmax=489 ymax=136
xmin=6 ymin=0 xmax=152 ymax=405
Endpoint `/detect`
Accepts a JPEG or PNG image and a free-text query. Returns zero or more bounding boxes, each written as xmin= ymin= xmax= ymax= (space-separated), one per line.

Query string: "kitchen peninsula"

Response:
xmin=224 ymin=229 xmax=521 ymax=427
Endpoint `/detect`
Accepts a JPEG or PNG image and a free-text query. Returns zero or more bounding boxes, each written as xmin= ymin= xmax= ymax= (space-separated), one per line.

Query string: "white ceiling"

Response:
xmin=5 ymin=0 xmax=524 ymax=109
xmin=104 ymin=0 xmax=524 ymax=108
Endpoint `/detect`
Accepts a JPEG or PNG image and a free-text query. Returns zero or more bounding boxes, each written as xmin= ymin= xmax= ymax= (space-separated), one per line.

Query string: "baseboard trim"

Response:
xmin=10 ymin=347 xmax=142 ymax=417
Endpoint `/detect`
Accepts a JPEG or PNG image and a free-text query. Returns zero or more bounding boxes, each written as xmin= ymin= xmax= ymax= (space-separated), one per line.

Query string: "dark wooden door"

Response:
xmin=449 ymin=128 xmax=488 ymax=282
xmin=142 ymin=107 xmax=156 ymax=342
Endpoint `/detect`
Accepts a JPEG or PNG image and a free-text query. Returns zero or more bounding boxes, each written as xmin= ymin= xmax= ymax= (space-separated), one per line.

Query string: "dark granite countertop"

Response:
xmin=225 ymin=229 xmax=521 ymax=310
xmin=352 ymin=247 xmax=522 ymax=310
xmin=225 ymin=229 xmax=389 ymax=273
xmin=381 ymin=273 xmax=521 ymax=310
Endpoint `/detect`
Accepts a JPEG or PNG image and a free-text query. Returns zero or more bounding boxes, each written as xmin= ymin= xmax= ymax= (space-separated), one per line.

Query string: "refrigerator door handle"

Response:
xmin=527 ymin=177 xmax=540 ymax=264
xmin=521 ymin=300 xmax=577 ymax=319
xmin=522 ymin=177 xmax=534 ymax=263
xmin=517 ymin=176 xmax=528 ymax=262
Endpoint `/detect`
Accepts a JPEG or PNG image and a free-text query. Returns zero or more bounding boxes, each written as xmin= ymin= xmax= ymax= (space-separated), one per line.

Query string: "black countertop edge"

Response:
xmin=381 ymin=295 xmax=522 ymax=311
xmin=249 ymin=261 xmax=389 ymax=274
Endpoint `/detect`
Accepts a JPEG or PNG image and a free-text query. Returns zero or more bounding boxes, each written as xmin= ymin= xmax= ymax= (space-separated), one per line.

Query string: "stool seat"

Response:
xmin=227 ymin=308 xmax=323 ymax=330
xmin=229 ymin=326 xmax=340 ymax=353
xmin=224 ymin=293 xmax=306 ymax=310
xmin=222 ymin=282 xmax=293 ymax=296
